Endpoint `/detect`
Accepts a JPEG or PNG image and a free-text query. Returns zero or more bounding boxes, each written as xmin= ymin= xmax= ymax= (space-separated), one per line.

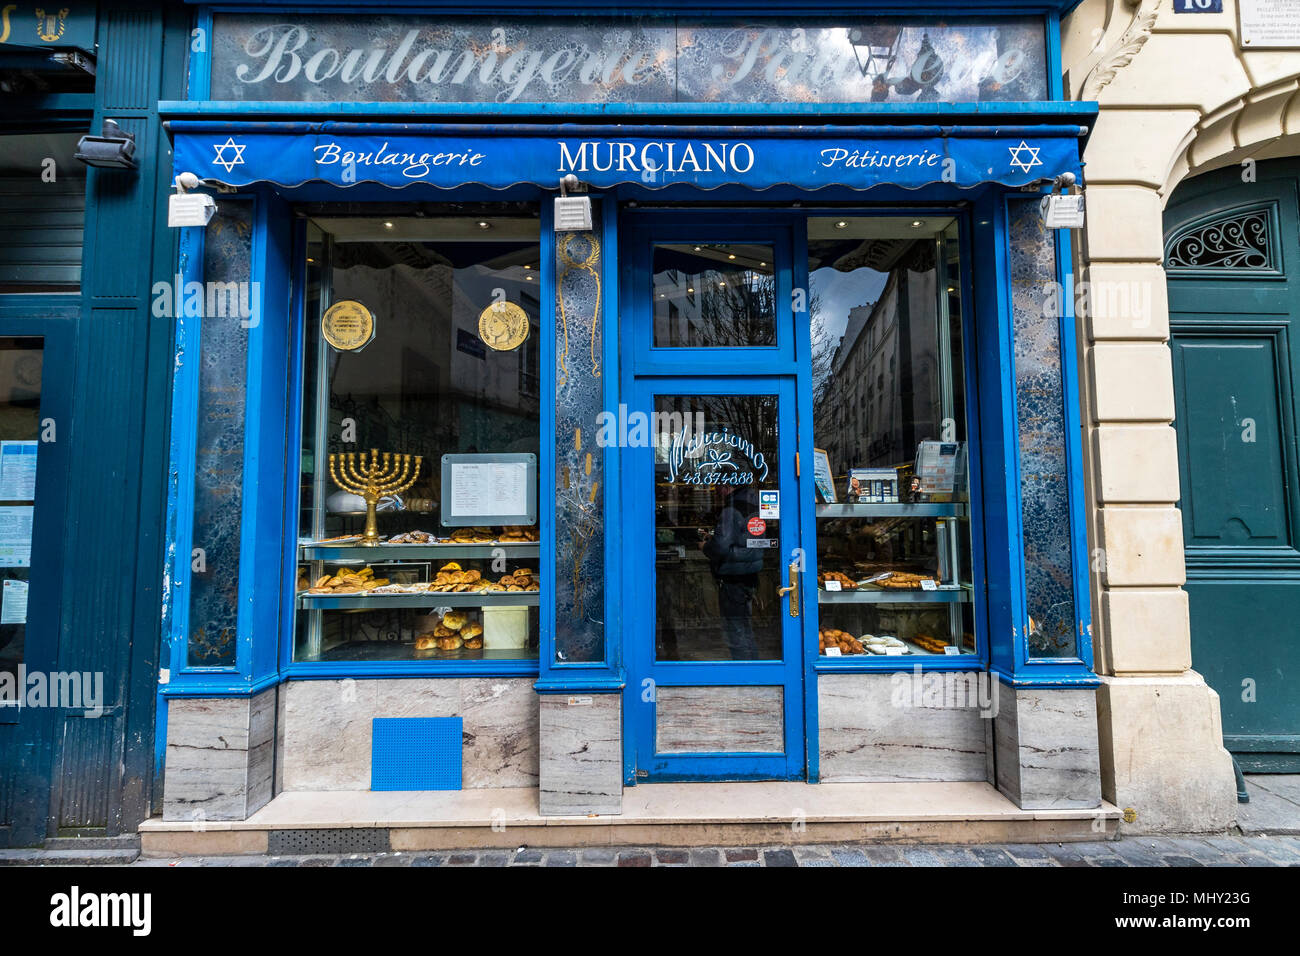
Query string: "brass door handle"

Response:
xmin=777 ymin=561 xmax=799 ymax=617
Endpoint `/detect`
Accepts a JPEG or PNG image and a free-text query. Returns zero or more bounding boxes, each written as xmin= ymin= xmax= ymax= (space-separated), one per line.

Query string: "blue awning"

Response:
xmin=169 ymin=121 xmax=1087 ymax=192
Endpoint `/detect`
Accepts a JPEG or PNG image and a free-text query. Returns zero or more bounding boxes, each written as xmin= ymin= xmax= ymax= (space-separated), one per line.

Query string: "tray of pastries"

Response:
xmin=306 ymin=567 xmax=390 ymax=594
xmin=860 ymin=570 xmax=936 ymax=590
xmin=818 ymin=628 xmax=865 ymax=655
xmin=413 ymin=609 xmax=485 ymax=653
xmin=818 ymin=570 xmax=858 ymax=590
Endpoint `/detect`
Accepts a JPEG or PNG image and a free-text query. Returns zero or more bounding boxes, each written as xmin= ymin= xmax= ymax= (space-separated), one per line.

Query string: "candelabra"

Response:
xmin=328 ymin=449 xmax=422 ymax=546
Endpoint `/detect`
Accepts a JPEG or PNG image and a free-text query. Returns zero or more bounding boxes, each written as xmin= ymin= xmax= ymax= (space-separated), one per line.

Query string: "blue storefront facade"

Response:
xmin=6 ymin=1 xmax=1113 ymax=845
xmin=144 ymin=1 xmax=1107 ymax=834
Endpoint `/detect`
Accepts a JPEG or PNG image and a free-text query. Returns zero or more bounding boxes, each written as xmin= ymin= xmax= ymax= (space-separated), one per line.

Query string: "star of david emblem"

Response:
xmin=212 ymin=137 xmax=246 ymax=173
xmin=1008 ymin=140 xmax=1043 ymax=175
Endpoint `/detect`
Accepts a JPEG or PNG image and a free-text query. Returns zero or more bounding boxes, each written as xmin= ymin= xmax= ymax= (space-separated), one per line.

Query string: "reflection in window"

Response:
xmin=0 ymin=338 xmax=42 ymax=685
xmin=808 ymin=218 xmax=974 ymax=658
xmin=295 ymin=209 xmax=542 ymax=663
xmin=653 ymin=394 xmax=783 ymax=662
xmin=652 ymin=244 xmax=775 ymax=347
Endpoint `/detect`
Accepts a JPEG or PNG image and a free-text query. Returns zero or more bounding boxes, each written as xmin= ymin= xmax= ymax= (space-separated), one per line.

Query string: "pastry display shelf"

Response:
xmin=297 ymin=591 xmax=540 ymax=610
xmin=817 ymin=587 xmax=971 ymax=604
xmin=815 ymin=502 xmax=967 ymax=519
xmin=299 ymin=542 xmax=540 ymax=561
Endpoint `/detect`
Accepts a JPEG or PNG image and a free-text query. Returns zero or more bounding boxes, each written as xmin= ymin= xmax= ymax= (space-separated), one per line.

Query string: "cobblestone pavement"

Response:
xmin=127 ymin=834 xmax=1300 ymax=867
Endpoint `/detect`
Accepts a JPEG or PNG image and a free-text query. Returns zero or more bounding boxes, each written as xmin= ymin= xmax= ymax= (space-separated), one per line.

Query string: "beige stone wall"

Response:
xmin=1061 ymin=0 xmax=1300 ymax=831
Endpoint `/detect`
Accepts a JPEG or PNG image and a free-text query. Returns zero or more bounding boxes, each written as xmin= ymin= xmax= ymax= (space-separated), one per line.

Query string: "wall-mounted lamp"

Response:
xmin=74 ymin=118 xmax=137 ymax=170
xmin=554 ymin=173 xmax=593 ymax=232
xmin=1040 ymin=171 xmax=1085 ymax=230
xmin=168 ymin=172 xmax=217 ymax=228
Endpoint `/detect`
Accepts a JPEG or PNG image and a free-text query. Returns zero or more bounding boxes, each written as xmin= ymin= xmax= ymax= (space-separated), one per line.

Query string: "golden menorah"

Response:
xmin=328 ymin=449 xmax=423 ymax=546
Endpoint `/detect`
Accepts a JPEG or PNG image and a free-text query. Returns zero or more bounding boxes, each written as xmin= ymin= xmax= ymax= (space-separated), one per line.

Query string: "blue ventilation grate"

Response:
xmin=371 ymin=717 xmax=463 ymax=791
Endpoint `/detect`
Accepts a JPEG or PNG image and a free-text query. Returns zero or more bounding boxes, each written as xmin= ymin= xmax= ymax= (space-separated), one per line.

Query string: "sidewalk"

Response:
xmin=6 ymin=775 xmax=1298 ymax=867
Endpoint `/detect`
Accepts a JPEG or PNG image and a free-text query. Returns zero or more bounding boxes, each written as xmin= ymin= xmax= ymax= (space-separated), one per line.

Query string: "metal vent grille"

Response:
xmin=268 ymin=828 xmax=390 ymax=856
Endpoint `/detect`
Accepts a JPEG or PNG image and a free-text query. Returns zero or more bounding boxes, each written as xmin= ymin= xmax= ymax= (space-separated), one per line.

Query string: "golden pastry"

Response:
xmin=464 ymin=637 xmax=483 ymax=649
xmin=442 ymin=610 xmax=467 ymax=630
xmin=461 ymin=621 xmax=483 ymax=639
xmin=436 ymin=634 xmax=463 ymax=651
xmin=414 ymin=635 xmax=437 ymax=651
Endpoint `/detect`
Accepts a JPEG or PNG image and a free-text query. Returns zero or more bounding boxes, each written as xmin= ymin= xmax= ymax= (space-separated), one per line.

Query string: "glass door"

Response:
xmin=621 ymin=213 xmax=806 ymax=781
xmin=627 ymin=376 xmax=804 ymax=780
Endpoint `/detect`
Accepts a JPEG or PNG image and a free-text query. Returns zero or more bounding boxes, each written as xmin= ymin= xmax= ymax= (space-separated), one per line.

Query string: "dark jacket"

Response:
xmin=702 ymin=487 xmax=764 ymax=578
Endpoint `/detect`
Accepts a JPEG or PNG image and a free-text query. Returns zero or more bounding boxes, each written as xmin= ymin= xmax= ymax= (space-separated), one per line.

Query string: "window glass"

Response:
xmin=653 ymin=243 xmax=775 ymax=347
xmin=187 ymin=201 xmax=253 ymax=667
xmin=808 ymin=218 xmax=974 ymax=658
xmin=0 ymin=338 xmax=42 ymax=689
xmin=295 ymin=209 xmax=542 ymax=662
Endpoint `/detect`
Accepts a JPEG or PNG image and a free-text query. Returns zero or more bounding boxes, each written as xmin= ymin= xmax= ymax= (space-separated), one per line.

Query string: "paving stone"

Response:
xmin=725 ymin=848 xmax=758 ymax=862
xmin=513 ymin=849 xmax=543 ymax=864
xmin=1160 ymin=855 xmax=1202 ymax=867
xmin=799 ymin=859 xmax=836 ymax=867
xmin=899 ymin=846 xmax=950 ymax=867
xmin=581 ymin=848 xmax=617 ymax=865
xmin=970 ymin=847 xmax=1017 ymax=867
xmin=830 ymin=848 xmax=870 ymax=867
xmin=618 ymin=851 xmax=652 ymax=867
xmin=764 ymin=848 xmax=797 ymax=868
xmin=545 ymin=851 xmax=577 ymax=867
xmin=862 ymin=845 xmax=908 ymax=866
xmin=337 ymin=857 xmax=373 ymax=867
xmin=375 ymin=853 xmax=410 ymax=867
xmin=1166 ymin=838 xmax=1228 ymax=864
xmin=447 ymin=853 xmax=477 ymax=865
xmin=409 ymin=854 xmax=446 ymax=867
xmin=924 ymin=846 xmax=983 ymax=867
xmin=300 ymin=857 xmax=335 ymax=867
xmin=690 ymin=849 xmax=721 ymax=867
xmin=656 ymin=849 xmax=689 ymax=865
xmin=268 ymin=858 xmax=297 ymax=867
xmin=479 ymin=852 xmax=509 ymax=867
xmin=1107 ymin=841 xmax=1168 ymax=867
xmin=1003 ymin=843 xmax=1052 ymax=860
xmin=1041 ymin=843 xmax=1094 ymax=867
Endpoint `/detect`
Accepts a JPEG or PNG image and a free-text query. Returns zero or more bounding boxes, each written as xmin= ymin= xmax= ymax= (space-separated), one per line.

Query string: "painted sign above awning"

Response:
xmin=207 ymin=14 xmax=1048 ymax=106
xmin=169 ymin=123 xmax=1086 ymax=192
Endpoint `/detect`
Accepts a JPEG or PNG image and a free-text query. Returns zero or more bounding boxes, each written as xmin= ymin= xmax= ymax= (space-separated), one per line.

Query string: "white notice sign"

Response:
xmin=450 ymin=461 xmax=528 ymax=517
xmin=1 ymin=579 xmax=28 ymax=625
xmin=0 ymin=506 xmax=33 ymax=567
xmin=0 ymin=442 xmax=37 ymax=500
xmin=1240 ymin=0 xmax=1300 ymax=47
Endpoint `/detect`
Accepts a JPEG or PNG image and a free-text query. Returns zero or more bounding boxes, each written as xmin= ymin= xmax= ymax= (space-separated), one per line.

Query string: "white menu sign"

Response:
xmin=1240 ymin=1 xmax=1300 ymax=47
xmin=450 ymin=462 xmax=528 ymax=517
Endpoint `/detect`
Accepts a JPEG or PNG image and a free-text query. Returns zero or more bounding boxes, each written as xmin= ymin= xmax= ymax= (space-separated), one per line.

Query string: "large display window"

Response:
xmin=807 ymin=217 xmax=976 ymax=658
xmin=293 ymin=206 xmax=542 ymax=663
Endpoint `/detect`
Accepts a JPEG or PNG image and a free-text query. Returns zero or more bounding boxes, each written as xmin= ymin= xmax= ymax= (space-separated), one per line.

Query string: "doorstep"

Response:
xmin=139 ymin=782 xmax=1121 ymax=856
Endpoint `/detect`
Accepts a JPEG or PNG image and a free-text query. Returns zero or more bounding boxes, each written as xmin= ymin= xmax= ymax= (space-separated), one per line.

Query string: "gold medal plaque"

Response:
xmin=478 ymin=301 xmax=530 ymax=351
xmin=322 ymin=300 xmax=376 ymax=351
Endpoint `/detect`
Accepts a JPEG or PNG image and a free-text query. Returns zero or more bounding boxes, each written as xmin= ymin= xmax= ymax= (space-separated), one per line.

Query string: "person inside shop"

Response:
xmin=699 ymin=478 xmax=764 ymax=660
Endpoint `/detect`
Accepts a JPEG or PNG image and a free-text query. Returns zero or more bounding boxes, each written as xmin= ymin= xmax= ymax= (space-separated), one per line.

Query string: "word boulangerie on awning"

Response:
xmin=169 ymin=122 xmax=1086 ymax=191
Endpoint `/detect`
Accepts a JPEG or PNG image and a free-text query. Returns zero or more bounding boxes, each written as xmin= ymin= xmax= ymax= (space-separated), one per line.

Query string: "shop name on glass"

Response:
xmin=311 ymin=138 xmax=943 ymax=179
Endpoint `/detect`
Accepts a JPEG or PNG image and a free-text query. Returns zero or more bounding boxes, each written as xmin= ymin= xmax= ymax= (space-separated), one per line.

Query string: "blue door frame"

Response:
xmin=619 ymin=213 xmax=808 ymax=781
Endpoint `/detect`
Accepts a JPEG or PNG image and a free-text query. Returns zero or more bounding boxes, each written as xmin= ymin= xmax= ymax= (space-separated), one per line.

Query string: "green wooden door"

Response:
xmin=1165 ymin=160 xmax=1300 ymax=771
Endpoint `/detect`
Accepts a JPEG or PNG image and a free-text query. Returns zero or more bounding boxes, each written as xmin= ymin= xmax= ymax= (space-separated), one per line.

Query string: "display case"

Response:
xmin=807 ymin=217 xmax=975 ymax=658
xmin=293 ymin=207 xmax=543 ymax=663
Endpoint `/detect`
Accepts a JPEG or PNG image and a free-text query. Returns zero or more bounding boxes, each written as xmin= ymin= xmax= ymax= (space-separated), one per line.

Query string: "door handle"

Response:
xmin=776 ymin=561 xmax=799 ymax=617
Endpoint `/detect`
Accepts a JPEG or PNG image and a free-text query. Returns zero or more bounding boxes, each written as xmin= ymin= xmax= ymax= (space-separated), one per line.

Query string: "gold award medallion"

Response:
xmin=322 ymin=300 xmax=375 ymax=351
xmin=478 ymin=301 xmax=530 ymax=351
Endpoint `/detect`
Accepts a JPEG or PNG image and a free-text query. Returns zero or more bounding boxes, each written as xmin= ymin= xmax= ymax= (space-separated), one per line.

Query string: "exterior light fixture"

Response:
xmin=554 ymin=173 xmax=593 ymax=231
xmin=75 ymin=118 xmax=138 ymax=170
xmin=384 ymin=221 xmax=394 ymax=229
xmin=911 ymin=220 xmax=925 ymax=228
xmin=477 ymin=221 xmax=491 ymax=229
xmin=167 ymin=172 xmax=216 ymax=228
xmin=835 ymin=220 xmax=849 ymax=229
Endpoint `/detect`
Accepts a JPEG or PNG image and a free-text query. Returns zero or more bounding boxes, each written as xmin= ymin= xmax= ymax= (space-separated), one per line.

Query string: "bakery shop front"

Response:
xmin=153 ymin=4 xmax=1110 ymax=840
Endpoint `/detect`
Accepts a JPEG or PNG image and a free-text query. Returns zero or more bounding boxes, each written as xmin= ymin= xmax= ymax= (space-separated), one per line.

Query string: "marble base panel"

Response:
xmin=994 ymin=684 xmax=1103 ymax=810
xmin=280 ymin=678 xmax=538 ymax=792
xmin=163 ymin=688 xmax=276 ymax=823
xmin=539 ymin=692 xmax=622 ymax=816
xmin=818 ymin=673 xmax=990 ymax=782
